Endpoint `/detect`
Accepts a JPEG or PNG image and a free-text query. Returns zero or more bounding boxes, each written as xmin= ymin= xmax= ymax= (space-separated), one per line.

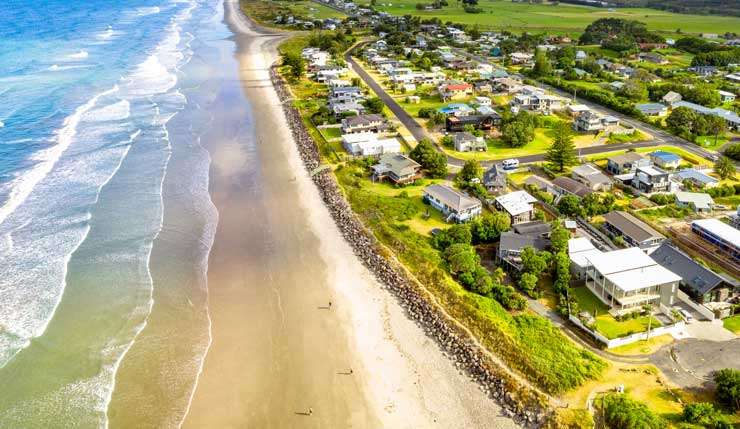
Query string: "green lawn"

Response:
xmin=572 ymin=287 xmax=663 ymax=340
xmin=319 ymin=126 xmax=342 ymax=140
xmin=694 ymin=134 xmax=729 ymax=152
xmin=442 ymin=128 xmax=554 ymax=161
xmin=585 ymin=145 xmax=709 ymax=166
xmin=723 ymin=315 xmax=740 ymax=334
xmin=373 ymin=0 xmax=740 ymax=35
xmin=286 ymin=0 xmax=346 ymax=19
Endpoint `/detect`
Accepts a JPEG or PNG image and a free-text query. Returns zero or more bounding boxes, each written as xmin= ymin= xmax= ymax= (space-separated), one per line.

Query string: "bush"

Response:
xmin=600 ymin=393 xmax=665 ymax=429
xmin=714 ymin=368 xmax=740 ymax=411
xmin=682 ymin=402 xmax=719 ymax=426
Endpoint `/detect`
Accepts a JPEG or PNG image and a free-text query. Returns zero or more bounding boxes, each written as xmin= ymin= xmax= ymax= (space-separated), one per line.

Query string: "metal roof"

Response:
xmin=603 ymin=211 xmax=664 ymax=244
xmin=650 ymin=242 xmax=727 ymax=296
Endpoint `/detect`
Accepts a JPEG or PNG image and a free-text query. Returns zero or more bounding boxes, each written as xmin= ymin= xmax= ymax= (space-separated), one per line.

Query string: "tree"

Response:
xmin=501 ymin=118 xmax=534 ymax=148
xmin=714 ymin=368 xmax=740 ymax=411
xmin=443 ymin=243 xmax=479 ymax=275
xmin=409 ymin=139 xmax=448 ymax=178
xmin=549 ymin=221 xmax=571 ymax=254
xmin=363 ymin=97 xmax=384 ymax=114
xmin=532 ymin=48 xmax=552 ymax=78
xmin=456 ymin=159 xmax=482 ymax=185
xmin=666 ymin=106 xmax=699 ymax=138
xmin=281 ymin=52 xmax=305 ymax=80
xmin=553 ymin=251 xmax=571 ymax=295
xmin=545 ymin=122 xmax=578 ymax=172
xmin=600 ymin=393 xmax=665 ymax=429
xmin=682 ymin=403 xmax=720 ymax=426
xmin=704 ymin=114 xmax=727 ymax=145
xmin=520 ymin=246 xmax=551 ymax=275
xmin=724 ymin=143 xmax=740 ymax=161
xmin=470 ymin=212 xmax=511 ymax=243
xmin=714 ymin=156 xmax=736 ymax=180
xmin=432 ymin=223 xmax=472 ymax=250
xmin=557 ymin=195 xmax=584 ymax=218
xmin=471 ymin=267 xmax=493 ymax=295
xmin=618 ymin=78 xmax=648 ymax=101
xmin=518 ymin=272 xmax=539 ymax=298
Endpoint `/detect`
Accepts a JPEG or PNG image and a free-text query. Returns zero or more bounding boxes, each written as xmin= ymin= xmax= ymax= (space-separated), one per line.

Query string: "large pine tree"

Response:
xmin=545 ymin=122 xmax=578 ymax=172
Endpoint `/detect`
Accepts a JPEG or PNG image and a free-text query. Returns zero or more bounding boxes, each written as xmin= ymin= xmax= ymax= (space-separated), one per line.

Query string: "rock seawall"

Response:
xmin=270 ymin=66 xmax=551 ymax=427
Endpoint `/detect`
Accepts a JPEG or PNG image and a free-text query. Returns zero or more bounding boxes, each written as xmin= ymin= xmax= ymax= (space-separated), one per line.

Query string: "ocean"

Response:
xmin=0 ymin=0 xmax=229 ymax=425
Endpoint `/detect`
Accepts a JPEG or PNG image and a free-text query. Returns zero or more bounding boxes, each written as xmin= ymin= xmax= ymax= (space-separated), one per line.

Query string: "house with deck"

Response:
xmin=371 ymin=153 xmax=421 ymax=185
xmin=493 ymin=190 xmax=537 ymax=225
xmin=606 ymin=152 xmax=650 ymax=175
xmin=423 ymin=184 xmax=482 ymax=223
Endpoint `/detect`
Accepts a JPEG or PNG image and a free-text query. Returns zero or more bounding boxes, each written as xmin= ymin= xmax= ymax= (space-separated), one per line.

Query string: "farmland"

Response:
xmin=373 ymin=0 xmax=740 ymax=35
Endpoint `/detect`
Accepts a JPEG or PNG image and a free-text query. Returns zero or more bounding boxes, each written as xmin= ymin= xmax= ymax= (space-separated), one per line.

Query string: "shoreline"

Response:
xmin=247 ymin=4 xmax=549 ymax=427
xmin=185 ymin=0 xmax=541 ymax=426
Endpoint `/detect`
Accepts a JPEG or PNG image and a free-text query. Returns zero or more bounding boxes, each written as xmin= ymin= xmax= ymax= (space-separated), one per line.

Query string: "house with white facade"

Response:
xmin=493 ymin=190 xmax=537 ymax=225
xmin=423 ymin=184 xmax=482 ymax=223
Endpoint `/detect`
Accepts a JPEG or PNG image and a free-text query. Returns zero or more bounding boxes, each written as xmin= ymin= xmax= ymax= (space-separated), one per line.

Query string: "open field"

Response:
xmin=373 ymin=0 xmax=740 ymax=35
xmin=244 ymin=0 xmax=344 ymax=23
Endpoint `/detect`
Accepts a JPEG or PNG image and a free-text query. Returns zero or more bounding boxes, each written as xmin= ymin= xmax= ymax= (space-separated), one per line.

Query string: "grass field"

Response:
xmin=373 ymin=0 xmax=740 ymax=35
xmin=723 ymin=315 xmax=740 ymax=334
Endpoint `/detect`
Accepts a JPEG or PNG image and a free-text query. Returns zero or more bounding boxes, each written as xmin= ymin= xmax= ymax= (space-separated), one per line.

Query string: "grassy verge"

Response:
xmin=723 ymin=314 xmax=740 ymax=334
xmin=608 ymin=335 xmax=673 ymax=356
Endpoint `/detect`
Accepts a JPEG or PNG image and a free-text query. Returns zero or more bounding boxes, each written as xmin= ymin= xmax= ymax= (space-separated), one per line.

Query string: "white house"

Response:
xmin=580 ymin=247 xmax=682 ymax=315
xmin=342 ymin=133 xmax=401 ymax=156
xmin=493 ymin=191 xmax=537 ymax=225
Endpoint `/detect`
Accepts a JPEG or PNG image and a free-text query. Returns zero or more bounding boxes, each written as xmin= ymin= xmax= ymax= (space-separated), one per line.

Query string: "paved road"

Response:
xmin=650 ymin=338 xmax=740 ymax=390
xmin=346 ymin=46 xmax=668 ymax=168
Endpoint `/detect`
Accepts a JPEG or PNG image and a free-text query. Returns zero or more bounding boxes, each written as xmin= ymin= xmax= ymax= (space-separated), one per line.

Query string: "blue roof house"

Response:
xmin=649 ymin=151 xmax=681 ymax=169
xmin=675 ymin=169 xmax=719 ymax=188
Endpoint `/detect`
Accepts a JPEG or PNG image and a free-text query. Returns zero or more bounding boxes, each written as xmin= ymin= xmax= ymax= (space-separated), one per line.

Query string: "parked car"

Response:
xmin=502 ymin=159 xmax=519 ymax=170
xmin=678 ymin=308 xmax=694 ymax=323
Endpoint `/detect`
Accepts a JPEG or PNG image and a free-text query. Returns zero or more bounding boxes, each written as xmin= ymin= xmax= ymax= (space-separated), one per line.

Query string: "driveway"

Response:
xmin=650 ymin=338 xmax=740 ymax=390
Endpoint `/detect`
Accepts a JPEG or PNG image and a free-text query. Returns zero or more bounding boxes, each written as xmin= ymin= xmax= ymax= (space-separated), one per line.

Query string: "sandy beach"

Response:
xmin=183 ymin=1 xmax=520 ymax=427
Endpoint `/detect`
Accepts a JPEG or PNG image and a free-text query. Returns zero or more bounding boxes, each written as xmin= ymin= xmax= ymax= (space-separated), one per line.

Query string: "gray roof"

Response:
xmin=454 ymin=131 xmax=477 ymax=144
xmin=343 ymin=113 xmax=384 ymax=127
xmin=524 ymin=175 xmax=551 ymax=190
xmin=608 ymin=151 xmax=646 ymax=165
xmin=513 ymin=221 xmax=551 ymax=236
xmin=650 ymin=242 xmax=731 ymax=296
xmin=572 ymin=163 xmax=611 ymax=185
xmin=372 ymin=153 xmax=420 ymax=177
xmin=636 ymin=103 xmax=667 ymax=115
xmin=552 ymin=176 xmax=592 ymax=198
xmin=675 ymin=191 xmax=714 ymax=210
xmin=603 ymin=211 xmax=664 ymax=244
xmin=424 ymin=184 xmax=481 ymax=212
xmin=499 ymin=231 xmax=550 ymax=253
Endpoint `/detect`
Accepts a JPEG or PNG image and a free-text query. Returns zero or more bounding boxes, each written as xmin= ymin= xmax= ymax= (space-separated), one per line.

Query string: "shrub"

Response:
xmin=714 ymin=368 xmax=740 ymax=411
xmin=600 ymin=393 xmax=665 ymax=429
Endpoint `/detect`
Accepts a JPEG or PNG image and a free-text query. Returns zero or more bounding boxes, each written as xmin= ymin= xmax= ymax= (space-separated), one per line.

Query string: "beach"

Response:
xmin=182 ymin=1 xmax=520 ymax=427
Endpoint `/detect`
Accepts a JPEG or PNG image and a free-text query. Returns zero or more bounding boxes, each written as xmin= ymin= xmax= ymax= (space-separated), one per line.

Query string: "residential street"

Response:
xmin=346 ymin=47 xmax=669 ymax=168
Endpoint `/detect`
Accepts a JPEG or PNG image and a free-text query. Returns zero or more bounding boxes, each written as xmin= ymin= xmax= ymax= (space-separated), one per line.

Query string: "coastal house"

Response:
xmin=662 ymin=91 xmax=682 ymax=106
xmin=636 ymin=103 xmax=668 ymax=117
xmin=453 ymin=132 xmax=487 ymax=152
xmin=438 ymin=82 xmax=473 ymax=101
xmin=691 ymin=219 xmax=740 ymax=263
xmin=329 ymin=86 xmax=363 ymax=104
xmin=445 ymin=113 xmax=501 ymax=132
xmin=632 ymin=165 xmax=670 ymax=193
xmin=573 ymin=111 xmax=619 ymax=132
xmin=371 ymin=153 xmax=422 ymax=185
xmin=493 ymin=190 xmax=537 ymax=225
xmin=483 ymin=164 xmax=507 ymax=193
xmin=492 ymin=77 xmax=522 ymax=94
xmin=675 ymin=191 xmax=714 ymax=213
xmin=651 ymin=242 xmax=738 ymax=305
xmin=510 ymin=91 xmax=564 ymax=114
xmin=649 ymin=151 xmax=681 ymax=169
xmin=603 ymin=210 xmax=665 ymax=250
xmin=423 ymin=184 xmax=482 ymax=223
xmin=498 ymin=225 xmax=551 ymax=272
xmin=548 ymin=176 xmax=593 ymax=200
xmin=606 ymin=152 xmax=647 ymax=175
xmin=341 ymin=114 xmax=387 ymax=134
xmin=342 ymin=133 xmax=400 ymax=157
xmin=568 ymin=237 xmax=603 ymax=280
xmin=581 ymin=247 xmax=681 ymax=315
xmin=571 ymin=164 xmax=612 ymax=191
xmin=674 ymin=168 xmax=719 ymax=188
xmin=566 ymin=104 xmax=590 ymax=117
xmin=718 ymin=90 xmax=736 ymax=103
xmin=331 ymin=101 xmax=366 ymax=117
xmin=438 ymin=103 xmax=475 ymax=117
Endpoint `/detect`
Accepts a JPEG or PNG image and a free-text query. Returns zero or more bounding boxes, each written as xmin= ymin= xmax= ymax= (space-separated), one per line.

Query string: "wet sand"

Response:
xmin=183 ymin=1 xmax=519 ymax=427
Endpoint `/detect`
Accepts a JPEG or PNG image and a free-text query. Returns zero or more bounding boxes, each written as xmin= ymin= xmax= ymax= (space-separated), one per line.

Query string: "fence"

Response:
xmin=676 ymin=289 xmax=716 ymax=321
xmin=569 ymin=315 xmax=686 ymax=349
